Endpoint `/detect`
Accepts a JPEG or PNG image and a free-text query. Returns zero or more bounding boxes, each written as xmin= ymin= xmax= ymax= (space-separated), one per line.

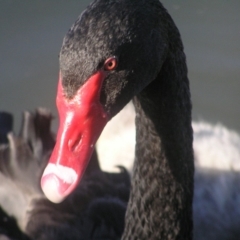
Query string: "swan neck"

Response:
xmin=122 ymin=53 xmax=194 ymax=239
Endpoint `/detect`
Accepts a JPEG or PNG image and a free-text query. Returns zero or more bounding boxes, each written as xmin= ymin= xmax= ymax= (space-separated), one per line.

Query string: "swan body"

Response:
xmin=193 ymin=122 xmax=240 ymax=240
xmin=0 ymin=109 xmax=130 ymax=239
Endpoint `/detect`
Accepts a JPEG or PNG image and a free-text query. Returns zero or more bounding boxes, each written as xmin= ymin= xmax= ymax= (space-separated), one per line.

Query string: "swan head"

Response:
xmin=41 ymin=0 xmax=168 ymax=203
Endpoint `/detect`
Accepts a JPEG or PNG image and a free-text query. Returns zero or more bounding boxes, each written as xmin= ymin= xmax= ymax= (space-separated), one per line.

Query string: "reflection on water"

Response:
xmin=0 ymin=0 xmax=239 ymax=133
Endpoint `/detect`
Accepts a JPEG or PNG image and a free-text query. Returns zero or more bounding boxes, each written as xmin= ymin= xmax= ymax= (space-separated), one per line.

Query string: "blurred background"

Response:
xmin=0 ymin=0 xmax=239 ymax=134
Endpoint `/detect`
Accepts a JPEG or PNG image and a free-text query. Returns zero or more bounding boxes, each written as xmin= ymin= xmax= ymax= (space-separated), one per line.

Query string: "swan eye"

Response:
xmin=103 ymin=57 xmax=118 ymax=71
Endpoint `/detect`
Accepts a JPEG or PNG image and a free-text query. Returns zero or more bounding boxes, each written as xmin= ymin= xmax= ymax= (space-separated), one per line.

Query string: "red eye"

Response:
xmin=104 ymin=57 xmax=118 ymax=71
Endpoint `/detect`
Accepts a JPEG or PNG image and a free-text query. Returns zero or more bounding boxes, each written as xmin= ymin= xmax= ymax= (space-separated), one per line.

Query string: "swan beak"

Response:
xmin=41 ymin=71 xmax=108 ymax=203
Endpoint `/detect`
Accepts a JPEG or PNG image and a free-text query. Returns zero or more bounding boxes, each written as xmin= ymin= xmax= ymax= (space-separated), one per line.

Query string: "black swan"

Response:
xmin=40 ymin=0 xmax=194 ymax=239
xmin=0 ymin=109 xmax=130 ymax=239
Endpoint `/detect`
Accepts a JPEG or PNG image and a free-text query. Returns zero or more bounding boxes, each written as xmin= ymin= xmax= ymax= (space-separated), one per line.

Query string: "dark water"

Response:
xmin=0 ymin=0 xmax=239 ymax=132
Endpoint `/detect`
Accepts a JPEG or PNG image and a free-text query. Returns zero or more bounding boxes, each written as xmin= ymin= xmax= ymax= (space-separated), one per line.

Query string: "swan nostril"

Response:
xmin=68 ymin=135 xmax=83 ymax=153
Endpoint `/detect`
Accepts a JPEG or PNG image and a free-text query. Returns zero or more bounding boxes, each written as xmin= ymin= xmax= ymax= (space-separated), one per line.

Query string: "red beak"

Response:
xmin=41 ymin=71 xmax=108 ymax=203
